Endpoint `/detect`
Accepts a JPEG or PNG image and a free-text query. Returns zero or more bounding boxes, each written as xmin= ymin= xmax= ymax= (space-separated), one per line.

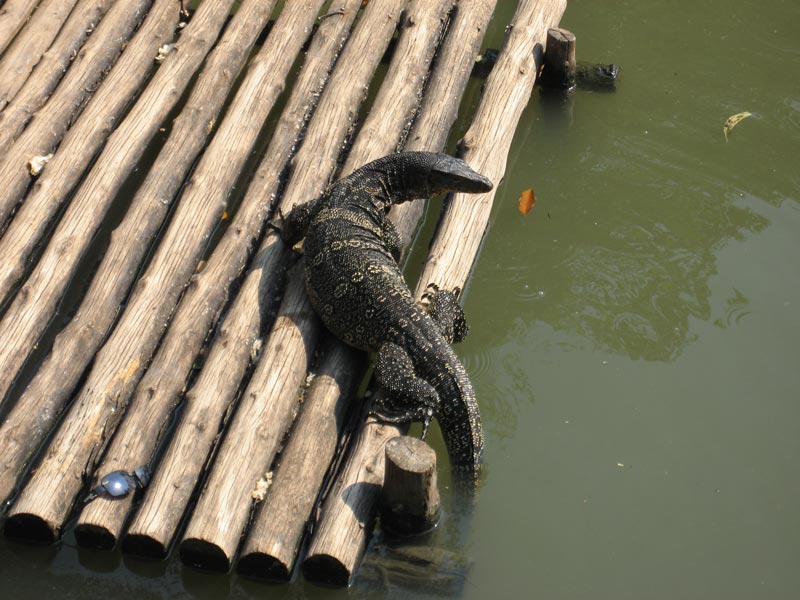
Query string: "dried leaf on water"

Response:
xmin=518 ymin=188 xmax=536 ymax=215
xmin=723 ymin=111 xmax=752 ymax=142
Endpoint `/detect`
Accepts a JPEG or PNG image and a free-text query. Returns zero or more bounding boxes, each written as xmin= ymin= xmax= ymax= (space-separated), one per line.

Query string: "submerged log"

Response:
xmin=2 ymin=0 xmax=242 ymax=543
xmin=119 ymin=0 xmax=365 ymax=558
xmin=380 ymin=437 xmax=440 ymax=535
xmin=303 ymin=0 xmax=566 ymax=586
xmin=0 ymin=0 xmax=40 ymax=55
xmin=0 ymin=0 xmax=181 ymax=505
xmin=0 ymin=0 xmax=115 ymax=151
xmin=0 ymin=0 xmax=79 ymax=112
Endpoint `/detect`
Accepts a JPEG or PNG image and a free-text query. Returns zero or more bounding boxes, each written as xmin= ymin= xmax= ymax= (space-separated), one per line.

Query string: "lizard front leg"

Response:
xmin=372 ymin=341 xmax=439 ymax=439
xmin=423 ymin=284 xmax=469 ymax=344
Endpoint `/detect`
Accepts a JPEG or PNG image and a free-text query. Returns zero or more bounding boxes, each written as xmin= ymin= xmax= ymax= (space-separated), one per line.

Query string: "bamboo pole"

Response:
xmin=0 ymin=0 xmax=40 ymax=55
xmin=0 ymin=0 xmax=231 ymax=407
xmin=302 ymin=0 xmax=566 ymax=586
xmin=118 ymin=0 xmax=364 ymax=559
xmin=0 ymin=0 xmax=180 ymax=505
xmin=230 ymin=0 xmax=456 ymax=578
xmin=0 ymin=0 xmax=116 ymax=150
xmin=2 ymin=0 xmax=243 ymax=544
xmin=71 ymin=0 xmax=329 ymax=550
xmin=236 ymin=344 xmax=364 ymax=581
xmin=0 ymin=0 xmax=79 ymax=111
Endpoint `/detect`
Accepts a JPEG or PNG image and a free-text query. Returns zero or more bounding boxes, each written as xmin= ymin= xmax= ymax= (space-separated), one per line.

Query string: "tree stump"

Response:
xmin=540 ymin=27 xmax=576 ymax=89
xmin=380 ymin=437 xmax=440 ymax=535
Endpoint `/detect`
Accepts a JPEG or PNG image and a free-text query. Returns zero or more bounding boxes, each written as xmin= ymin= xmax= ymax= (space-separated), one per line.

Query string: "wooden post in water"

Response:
xmin=380 ymin=437 xmax=441 ymax=535
xmin=539 ymin=27 xmax=577 ymax=89
xmin=303 ymin=0 xmax=567 ymax=585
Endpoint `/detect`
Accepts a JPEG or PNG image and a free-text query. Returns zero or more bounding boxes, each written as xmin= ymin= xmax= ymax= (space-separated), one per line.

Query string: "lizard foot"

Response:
xmin=423 ymin=284 xmax=469 ymax=343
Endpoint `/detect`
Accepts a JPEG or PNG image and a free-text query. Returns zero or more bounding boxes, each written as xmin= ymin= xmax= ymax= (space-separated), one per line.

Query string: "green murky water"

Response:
xmin=2 ymin=1 xmax=799 ymax=598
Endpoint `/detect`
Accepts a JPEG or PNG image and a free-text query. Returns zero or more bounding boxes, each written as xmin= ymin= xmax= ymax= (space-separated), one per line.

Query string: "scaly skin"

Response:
xmin=281 ymin=152 xmax=492 ymax=470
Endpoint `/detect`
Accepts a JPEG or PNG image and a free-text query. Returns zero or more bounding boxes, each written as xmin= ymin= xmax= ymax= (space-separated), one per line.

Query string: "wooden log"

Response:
xmin=380 ymin=436 xmax=440 ymax=535
xmin=0 ymin=0 xmax=116 ymax=151
xmin=0 ymin=0 xmax=176 ymax=282
xmin=70 ymin=0 xmax=326 ymax=550
xmin=300 ymin=0 xmax=498 ymax=585
xmin=118 ymin=0 xmax=364 ymax=558
xmin=236 ymin=345 xmax=364 ymax=581
xmin=180 ymin=277 xmax=319 ymax=572
xmin=0 ymin=0 xmax=219 ymax=406
xmin=0 ymin=0 xmax=180 ymax=505
xmin=177 ymin=0 xmax=420 ymax=572
xmin=177 ymin=269 xmax=321 ymax=573
xmin=539 ymin=27 xmax=576 ymax=89
xmin=2 ymin=0 xmax=242 ymax=544
xmin=302 ymin=0 xmax=566 ymax=586
xmin=0 ymin=0 xmax=40 ymax=55
xmin=0 ymin=0 xmax=79 ymax=111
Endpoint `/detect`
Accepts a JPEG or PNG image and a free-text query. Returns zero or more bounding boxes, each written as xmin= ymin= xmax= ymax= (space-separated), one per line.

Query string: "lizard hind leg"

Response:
xmin=372 ymin=341 xmax=439 ymax=439
xmin=423 ymin=284 xmax=469 ymax=344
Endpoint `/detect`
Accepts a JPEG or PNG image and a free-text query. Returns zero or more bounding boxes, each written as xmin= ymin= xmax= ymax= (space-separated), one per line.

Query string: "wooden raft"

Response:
xmin=0 ymin=0 xmax=566 ymax=585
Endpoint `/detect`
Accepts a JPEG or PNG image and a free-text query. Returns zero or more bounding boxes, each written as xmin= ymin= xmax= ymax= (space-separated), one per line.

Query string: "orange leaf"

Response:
xmin=518 ymin=188 xmax=536 ymax=215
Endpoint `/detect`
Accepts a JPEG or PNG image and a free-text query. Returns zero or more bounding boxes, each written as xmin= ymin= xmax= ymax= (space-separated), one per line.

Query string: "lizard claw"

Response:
xmin=420 ymin=408 xmax=433 ymax=440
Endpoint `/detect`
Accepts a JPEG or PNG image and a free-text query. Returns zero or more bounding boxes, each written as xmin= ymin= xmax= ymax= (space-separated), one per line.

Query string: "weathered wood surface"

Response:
xmin=539 ymin=27 xmax=577 ymax=89
xmin=300 ymin=0 xmax=499 ymax=586
xmin=0 ymin=0 xmax=115 ymax=150
xmin=0 ymin=0 xmax=40 ymax=55
xmin=236 ymin=345 xmax=364 ymax=581
xmin=119 ymin=0 xmax=365 ymax=558
xmin=177 ymin=0 xmax=429 ymax=571
xmin=179 ymin=270 xmax=322 ymax=573
xmin=0 ymin=0 xmax=181 ymax=506
xmin=380 ymin=436 xmax=441 ymax=535
xmin=0 ymin=0 xmax=79 ymax=112
xmin=73 ymin=0 xmax=342 ymax=551
xmin=230 ymin=0 xmax=455 ymax=577
xmin=303 ymin=0 xmax=566 ymax=585
xmin=0 ymin=0 xmax=220 ymax=407
xmin=0 ymin=0 xmax=152 ymax=229
xmin=3 ymin=0 xmax=243 ymax=543
xmin=0 ymin=0 xmax=177 ymax=261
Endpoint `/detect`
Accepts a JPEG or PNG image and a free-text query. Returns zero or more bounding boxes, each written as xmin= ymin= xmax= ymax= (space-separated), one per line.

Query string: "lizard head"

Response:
xmin=427 ymin=153 xmax=493 ymax=195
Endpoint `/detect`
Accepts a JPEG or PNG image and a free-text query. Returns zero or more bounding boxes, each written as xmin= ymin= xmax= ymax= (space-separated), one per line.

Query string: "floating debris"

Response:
xmin=723 ymin=111 xmax=752 ymax=142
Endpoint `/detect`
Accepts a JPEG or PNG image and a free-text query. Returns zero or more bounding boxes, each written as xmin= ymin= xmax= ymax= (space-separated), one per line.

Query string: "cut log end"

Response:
xmin=539 ymin=27 xmax=577 ymax=90
xmin=3 ymin=512 xmax=59 ymax=544
xmin=380 ymin=436 xmax=440 ymax=536
xmin=236 ymin=551 xmax=291 ymax=581
xmin=302 ymin=553 xmax=351 ymax=587
xmin=179 ymin=537 xmax=232 ymax=573
xmin=121 ymin=532 xmax=170 ymax=559
xmin=74 ymin=522 xmax=117 ymax=550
